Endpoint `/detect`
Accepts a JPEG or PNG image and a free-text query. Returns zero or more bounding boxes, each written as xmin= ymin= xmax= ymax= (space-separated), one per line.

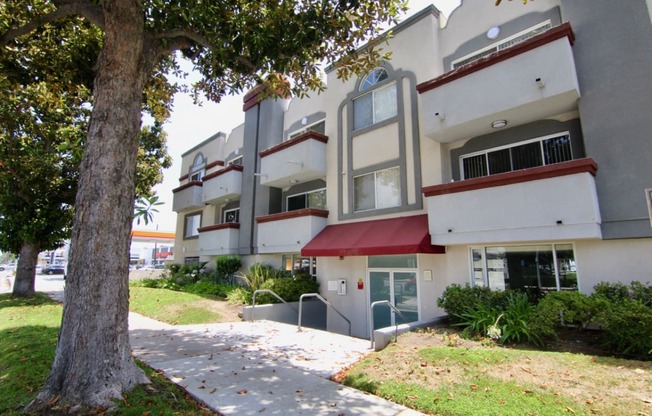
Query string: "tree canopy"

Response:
xmin=1 ymin=0 xmax=408 ymax=411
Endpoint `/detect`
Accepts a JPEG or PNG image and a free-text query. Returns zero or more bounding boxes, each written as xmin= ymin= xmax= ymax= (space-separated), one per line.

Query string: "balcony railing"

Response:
xmin=422 ymin=158 xmax=602 ymax=245
xmin=197 ymin=223 xmax=240 ymax=256
xmin=202 ymin=164 xmax=243 ymax=205
xmin=172 ymin=181 xmax=203 ymax=212
xmin=417 ymin=23 xmax=580 ymax=143
xmin=258 ymin=131 xmax=328 ymax=188
xmin=256 ymin=208 xmax=328 ymax=254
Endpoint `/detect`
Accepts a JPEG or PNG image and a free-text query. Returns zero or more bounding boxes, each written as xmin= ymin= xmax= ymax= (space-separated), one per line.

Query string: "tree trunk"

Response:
xmin=28 ymin=0 xmax=151 ymax=410
xmin=11 ymin=241 xmax=40 ymax=297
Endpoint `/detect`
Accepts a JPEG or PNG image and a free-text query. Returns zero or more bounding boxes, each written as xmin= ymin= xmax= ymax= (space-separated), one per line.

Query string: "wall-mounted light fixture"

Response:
xmin=289 ymin=179 xmax=300 ymax=185
xmin=286 ymin=160 xmax=304 ymax=167
xmin=491 ymin=120 xmax=507 ymax=129
xmin=536 ymin=78 xmax=546 ymax=89
xmin=301 ymin=117 xmax=308 ymax=125
xmin=435 ymin=112 xmax=446 ymax=121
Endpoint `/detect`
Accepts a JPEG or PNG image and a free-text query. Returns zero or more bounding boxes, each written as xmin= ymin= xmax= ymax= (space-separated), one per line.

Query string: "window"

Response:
xmin=354 ymin=167 xmax=400 ymax=212
xmin=289 ymin=120 xmax=325 ymax=140
xmin=223 ymin=208 xmax=239 ymax=223
xmin=461 ymin=133 xmax=572 ymax=179
xmin=228 ymin=156 xmax=243 ymax=166
xmin=287 ymin=188 xmax=326 ymax=211
xmin=470 ymin=244 xmax=578 ymax=293
xmin=184 ymin=212 xmax=201 ymax=239
xmin=353 ymin=83 xmax=397 ymax=130
xmin=282 ymin=254 xmax=317 ymax=277
xmin=184 ymin=257 xmax=200 ymax=265
xmin=189 ymin=153 xmax=205 ymax=182
xmin=360 ymin=68 xmax=388 ymax=91
xmin=452 ymin=21 xmax=553 ymax=69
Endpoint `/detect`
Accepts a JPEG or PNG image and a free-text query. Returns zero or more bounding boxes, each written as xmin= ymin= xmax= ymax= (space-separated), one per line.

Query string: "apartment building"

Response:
xmin=173 ymin=0 xmax=652 ymax=339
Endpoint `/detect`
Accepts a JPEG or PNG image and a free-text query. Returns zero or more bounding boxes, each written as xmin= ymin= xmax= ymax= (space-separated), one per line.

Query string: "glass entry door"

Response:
xmin=369 ymin=270 xmax=418 ymax=330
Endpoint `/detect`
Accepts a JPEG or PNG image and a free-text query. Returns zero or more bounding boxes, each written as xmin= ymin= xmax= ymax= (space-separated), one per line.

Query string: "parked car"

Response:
xmin=42 ymin=264 xmax=66 ymax=275
xmin=0 ymin=262 xmax=17 ymax=271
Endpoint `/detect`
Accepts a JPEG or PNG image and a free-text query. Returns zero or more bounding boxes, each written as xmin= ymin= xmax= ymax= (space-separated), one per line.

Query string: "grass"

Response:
xmin=340 ymin=330 xmax=652 ymax=416
xmin=129 ymin=286 xmax=227 ymax=325
xmin=0 ymin=293 xmax=218 ymax=415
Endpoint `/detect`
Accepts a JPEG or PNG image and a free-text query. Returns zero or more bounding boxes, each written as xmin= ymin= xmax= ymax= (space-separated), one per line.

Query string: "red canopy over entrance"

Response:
xmin=301 ymin=214 xmax=445 ymax=257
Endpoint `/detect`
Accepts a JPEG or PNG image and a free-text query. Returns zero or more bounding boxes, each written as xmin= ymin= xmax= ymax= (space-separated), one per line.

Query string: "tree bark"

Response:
xmin=11 ymin=241 xmax=40 ymax=297
xmin=28 ymin=0 xmax=151 ymax=410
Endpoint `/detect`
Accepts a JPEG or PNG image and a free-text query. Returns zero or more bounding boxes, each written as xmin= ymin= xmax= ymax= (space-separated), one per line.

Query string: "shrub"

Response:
xmin=240 ymin=263 xmax=290 ymax=292
xmin=593 ymin=298 xmax=652 ymax=355
xmin=437 ymin=284 xmax=494 ymax=323
xmin=184 ymin=280 xmax=233 ymax=298
xmin=537 ymin=290 xmax=595 ymax=328
xmin=215 ymin=255 xmax=242 ymax=283
xmin=500 ymin=291 xmax=543 ymax=346
xmin=256 ymin=274 xmax=320 ymax=304
xmin=226 ymin=286 xmax=252 ymax=305
xmin=593 ymin=281 xmax=631 ymax=303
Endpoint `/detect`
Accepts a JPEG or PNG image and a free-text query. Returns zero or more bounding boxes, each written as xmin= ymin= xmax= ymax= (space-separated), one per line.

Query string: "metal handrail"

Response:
xmin=369 ymin=300 xmax=409 ymax=349
xmin=298 ymin=293 xmax=351 ymax=336
xmin=249 ymin=289 xmax=296 ymax=321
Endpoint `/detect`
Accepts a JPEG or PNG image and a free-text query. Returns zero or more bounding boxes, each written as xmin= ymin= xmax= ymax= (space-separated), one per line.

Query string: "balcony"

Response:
xmin=422 ymin=158 xmax=602 ymax=245
xmin=202 ymin=165 xmax=243 ymax=205
xmin=256 ymin=208 xmax=329 ymax=254
xmin=259 ymin=131 xmax=328 ymax=188
xmin=417 ymin=23 xmax=580 ymax=143
xmin=172 ymin=181 xmax=203 ymax=212
xmin=197 ymin=223 xmax=240 ymax=256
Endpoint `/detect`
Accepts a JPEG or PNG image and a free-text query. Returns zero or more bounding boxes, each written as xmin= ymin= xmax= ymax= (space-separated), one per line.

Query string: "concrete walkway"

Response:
xmin=1 ymin=273 xmax=422 ymax=416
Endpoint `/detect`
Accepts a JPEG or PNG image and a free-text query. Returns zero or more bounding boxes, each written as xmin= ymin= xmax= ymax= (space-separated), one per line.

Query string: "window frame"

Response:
xmin=227 ymin=155 xmax=243 ymax=166
xmin=281 ymin=254 xmax=317 ymax=277
xmin=189 ymin=153 xmax=206 ymax=182
xmin=353 ymin=166 xmax=401 ymax=212
xmin=452 ymin=21 xmax=553 ymax=69
xmin=286 ymin=188 xmax=327 ymax=211
xmin=460 ymin=132 xmax=572 ymax=180
xmin=352 ymin=81 xmax=397 ymax=131
xmin=469 ymin=243 xmax=579 ymax=292
xmin=359 ymin=68 xmax=389 ymax=92
xmin=222 ymin=207 xmax=240 ymax=224
xmin=288 ymin=119 xmax=326 ymax=141
xmin=183 ymin=212 xmax=202 ymax=240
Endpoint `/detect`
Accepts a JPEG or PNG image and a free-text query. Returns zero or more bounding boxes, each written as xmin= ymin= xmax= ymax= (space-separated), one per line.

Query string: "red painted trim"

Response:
xmin=206 ymin=160 xmax=225 ymax=170
xmin=202 ymin=164 xmax=244 ymax=182
xmin=178 ymin=174 xmax=189 ymax=181
xmin=172 ymin=181 xmax=203 ymax=193
xmin=242 ymin=84 xmax=291 ymax=111
xmin=198 ymin=223 xmax=240 ymax=233
xmin=417 ymin=22 xmax=575 ymax=94
xmin=259 ymin=131 xmax=329 ymax=158
xmin=256 ymin=208 xmax=329 ymax=224
xmin=423 ymin=158 xmax=598 ymax=197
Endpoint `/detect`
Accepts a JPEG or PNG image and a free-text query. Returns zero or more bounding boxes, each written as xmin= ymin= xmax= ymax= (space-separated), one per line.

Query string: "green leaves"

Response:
xmin=133 ymin=194 xmax=164 ymax=226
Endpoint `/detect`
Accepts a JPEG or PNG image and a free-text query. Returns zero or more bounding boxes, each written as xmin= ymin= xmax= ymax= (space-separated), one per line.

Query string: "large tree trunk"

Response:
xmin=11 ymin=241 xmax=40 ymax=297
xmin=28 ymin=0 xmax=151 ymax=410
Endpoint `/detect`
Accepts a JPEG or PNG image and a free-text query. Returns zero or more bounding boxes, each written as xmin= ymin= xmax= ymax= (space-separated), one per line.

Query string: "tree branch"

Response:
xmin=0 ymin=0 xmax=104 ymax=47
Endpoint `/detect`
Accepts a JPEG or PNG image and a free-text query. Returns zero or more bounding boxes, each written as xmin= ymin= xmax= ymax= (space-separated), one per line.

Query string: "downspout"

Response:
xmin=249 ymin=103 xmax=262 ymax=254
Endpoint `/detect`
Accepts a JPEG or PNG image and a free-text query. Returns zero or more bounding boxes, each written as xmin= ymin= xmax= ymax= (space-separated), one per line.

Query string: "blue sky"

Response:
xmin=146 ymin=0 xmax=462 ymax=232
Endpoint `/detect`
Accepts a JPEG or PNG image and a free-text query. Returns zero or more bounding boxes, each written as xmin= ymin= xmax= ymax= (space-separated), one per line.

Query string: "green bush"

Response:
xmin=256 ymin=274 xmax=320 ymax=304
xmin=593 ymin=298 xmax=652 ymax=355
xmin=500 ymin=291 xmax=543 ymax=346
xmin=437 ymin=284 xmax=494 ymax=323
xmin=184 ymin=280 xmax=234 ymax=298
xmin=215 ymin=255 xmax=242 ymax=283
xmin=537 ymin=290 xmax=595 ymax=328
xmin=226 ymin=286 xmax=252 ymax=305
xmin=131 ymin=277 xmax=181 ymax=291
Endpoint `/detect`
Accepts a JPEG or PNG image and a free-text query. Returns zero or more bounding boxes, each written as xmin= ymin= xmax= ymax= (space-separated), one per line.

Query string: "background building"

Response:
xmin=173 ymin=0 xmax=652 ymax=338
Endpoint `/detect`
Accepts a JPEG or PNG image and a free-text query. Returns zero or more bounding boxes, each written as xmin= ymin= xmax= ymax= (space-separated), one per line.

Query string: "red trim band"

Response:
xmin=202 ymin=164 xmax=244 ymax=182
xmin=259 ymin=131 xmax=329 ymax=158
xmin=198 ymin=223 xmax=240 ymax=233
xmin=256 ymin=208 xmax=329 ymax=224
xmin=172 ymin=181 xmax=203 ymax=193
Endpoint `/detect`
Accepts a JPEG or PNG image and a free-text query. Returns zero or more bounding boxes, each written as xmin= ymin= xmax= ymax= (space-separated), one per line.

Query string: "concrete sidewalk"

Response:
xmin=2 ymin=274 xmax=422 ymax=415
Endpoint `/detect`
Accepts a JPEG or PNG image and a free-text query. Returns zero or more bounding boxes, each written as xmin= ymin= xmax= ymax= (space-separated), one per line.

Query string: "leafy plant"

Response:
xmin=536 ymin=290 xmax=595 ymax=328
xmin=257 ymin=274 xmax=320 ymax=304
xmin=592 ymin=297 xmax=652 ymax=355
xmin=214 ymin=255 xmax=242 ymax=283
xmin=437 ymin=284 xmax=494 ymax=324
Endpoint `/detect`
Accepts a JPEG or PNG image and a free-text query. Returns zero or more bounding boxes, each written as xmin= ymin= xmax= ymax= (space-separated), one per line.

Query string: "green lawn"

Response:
xmin=341 ymin=330 xmax=652 ymax=416
xmin=129 ymin=286 xmax=239 ymax=325
xmin=0 ymin=293 xmax=217 ymax=415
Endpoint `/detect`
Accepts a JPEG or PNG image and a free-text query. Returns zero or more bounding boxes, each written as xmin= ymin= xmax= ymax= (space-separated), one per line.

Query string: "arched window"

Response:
xmin=189 ymin=153 xmax=206 ymax=181
xmin=353 ymin=68 xmax=397 ymax=130
xmin=359 ymin=68 xmax=388 ymax=91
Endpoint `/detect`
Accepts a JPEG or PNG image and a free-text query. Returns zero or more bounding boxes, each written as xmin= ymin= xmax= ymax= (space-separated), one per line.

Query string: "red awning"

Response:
xmin=301 ymin=214 xmax=445 ymax=257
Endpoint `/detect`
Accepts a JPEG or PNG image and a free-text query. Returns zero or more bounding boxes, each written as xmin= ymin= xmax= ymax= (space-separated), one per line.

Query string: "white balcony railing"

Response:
xmin=423 ymin=158 xmax=601 ymax=245
xmin=197 ymin=223 xmax=240 ymax=256
xmin=202 ymin=165 xmax=243 ymax=205
xmin=256 ymin=208 xmax=329 ymax=253
xmin=418 ymin=23 xmax=580 ymax=143
xmin=259 ymin=131 xmax=328 ymax=188
xmin=172 ymin=181 xmax=203 ymax=212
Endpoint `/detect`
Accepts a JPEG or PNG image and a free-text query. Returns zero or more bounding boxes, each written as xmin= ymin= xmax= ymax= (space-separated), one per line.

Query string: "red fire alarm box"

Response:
xmin=357 ymin=278 xmax=364 ymax=290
